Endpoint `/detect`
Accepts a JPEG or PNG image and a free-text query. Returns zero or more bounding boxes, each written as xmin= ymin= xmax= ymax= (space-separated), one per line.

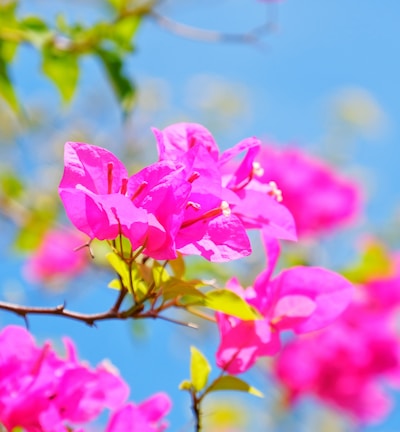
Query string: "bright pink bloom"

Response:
xmin=23 ymin=228 xmax=88 ymax=283
xmin=106 ymin=393 xmax=172 ymax=432
xmin=153 ymin=123 xmax=296 ymax=262
xmin=274 ymin=305 xmax=400 ymax=423
xmin=0 ymin=325 xmax=129 ymax=431
xmin=256 ymin=144 xmax=361 ymax=237
xmin=273 ymin=243 xmax=400 ymax=424
xmin=59 ymin=142 xmax=192 ymax=260
xmin=216 ymin=234 xmax=352 ymax=374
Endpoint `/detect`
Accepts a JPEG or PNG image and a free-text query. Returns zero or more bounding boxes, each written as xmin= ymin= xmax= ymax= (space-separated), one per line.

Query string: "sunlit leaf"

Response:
xmin=202 ymin=289 xmax=262 ymax=320
xmin=42 ymin=48 xmax=79 ymax=103
xmin=21 ymin=16 xmax=52 ymax=49
xmin=96 ymin=48 xmax=135 ymax=114
xmin=178 ymin=379 xmax=191 ymax=391
xmin=162 ymin=278 xmax=205 ymax=301
xmin=207 ymin=375 xmax=263 ymax=398
xmin=168 ymin=253 xmax=185 ymax=279
xmin=0 ymin=56 xmax=18 ymax=111
xmin=190 ymin=346 xmax=211 ymax=393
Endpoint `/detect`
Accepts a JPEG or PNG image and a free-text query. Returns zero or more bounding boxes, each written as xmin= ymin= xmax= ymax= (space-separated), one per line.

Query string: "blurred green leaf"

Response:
xmin=178 ymin=379 xmax=192 ymax=391
xmin=0 ymin=171 xmax=23 ymax=199
xmin=21 ymin=16 xmax=52 ymax=49
xmin=0 ymin=55 xmax=18 ymax=111
xmin=162 ymin=278 xmax=205 ymax=301
xmin=111 ymin=15 xmax=141 ymax=51
xmin=207 ymin=375 xmax=263 ymax=398
xmin=107 ymin=252 xmax=130 ymax=288
xmin=190 ymin=346 xmax=211 ymax=392
xmin=96 ymin=48 xmax=135 ymax=113
xmin=168 ymin=253 xmax=185 ymax=279
xmin=342 ymin=241 xmax=393 ymax=283
xmin=42 ymin=48 xmax=79 ymax=103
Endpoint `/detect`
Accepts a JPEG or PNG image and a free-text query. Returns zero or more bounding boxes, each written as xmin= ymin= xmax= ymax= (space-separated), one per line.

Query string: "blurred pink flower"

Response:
xmin=256 ymin=144 xmax=362 ymax=237
xmin=24 ymin=228 xmax=88 ymax=283
xmin=216 ymin=234 xmax=352 ymax=374
xmin=273 ymin=246 xmax=400 ymax=424
xmin=0 ymin=325 xmax=129 ymax=431
xmin=106 ymin=393 xmax=172 ymax=432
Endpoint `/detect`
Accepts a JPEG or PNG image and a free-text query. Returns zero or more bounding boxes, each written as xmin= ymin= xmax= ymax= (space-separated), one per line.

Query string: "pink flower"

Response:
xmin=273 ymin=244 xmax=400 ymax=424
xmin=23 ymin=228 xmax=88 ymax=283
xmin=106 ymin=393 xmax=172 ymax=432
xmin=153 ymin=123 xmax=296 ymax=262
xmin=59 ymin=142 xmax=192 ymax=260
xmin=274 ymin=306 xmax=400 ymax=423
xmin=255 ymin=144 xmax=361 ymax=237
xmin=216 ymin=234 xmax=352 ymax=374
xmin=0 ymin=325 xmax=129 ymax=431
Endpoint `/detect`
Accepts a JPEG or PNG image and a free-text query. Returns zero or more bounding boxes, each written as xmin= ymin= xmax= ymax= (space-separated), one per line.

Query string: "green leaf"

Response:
xmin=21 ymin=16 xmax=52 ymax=49
xmin=207 ymin=376 xmax=263 ymax=398
xmin=0 ymin=55 xmax=18 ymax=111
xmin=96 ymin=48 xmax=135 ymax=114
xmin=106 ymin=252 xmax=130 ymax=288
xmin=168 ymin=253 xmax=185 ymax=279
xmin=202 ymin=289 xmax=262 ymax=320
xmin=0 ymin=171 xmax=23 ymax=198
xmin=152 ymin=261 xmax=170 ymax=287
xmin=162 ymin=278 xmax=205 ymax=301
xmin=111 ymin=16 xmax=141 ymax=51
xmin=178 ymin=379 xmax=192 ymax=391
xmin=42 ymin=48 xmax=79 ymax=103
xmin=190 ymin=346 xmax=211 ymax=392
xmin=342 ymin=241 xmax=393 ymax=283
xmin=108 ymin=278 xmax=122 ymax=290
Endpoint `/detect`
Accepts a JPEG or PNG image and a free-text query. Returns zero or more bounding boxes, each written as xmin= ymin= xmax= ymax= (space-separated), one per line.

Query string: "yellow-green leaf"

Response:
xmin=0 ymin=56 xmax=18 ymax=111
xmin=190 ymin=346 xmax=211 ymax=392
xmin=203 ymin=289 xmax=262 ymax=320
xmin=207 ymin=375 xmax=263 ymax=398
xmin=178 ymin=379 xmax=192 ymax=391
xmin=42 ymin=49 xmax=79 ymax=103
xmin=168 ymin=253 xmax=185 ymax=279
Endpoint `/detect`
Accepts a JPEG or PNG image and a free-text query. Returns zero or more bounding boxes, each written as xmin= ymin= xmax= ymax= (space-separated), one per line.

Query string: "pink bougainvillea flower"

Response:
xmin=273 ymin=243 xmax=400 ymax=424
xmin=106 ymin=393 xmax=172 ymax=432
xmin=153 ymin=123 xmax=296 ymax=262
xmin=23 ymin=228 xmax=88 ymax=283
xmin=274 ymin=305 xmax=400 ymax=423
xmin=255 ymin=143 xmax=361 ymax=237
xmin=59 ymin=142 xmax=192 ymax=260
xmin=0 ymin=325 xmax=129 ymax=431
xmin=216 ymin=234 xmax=352 ymax=374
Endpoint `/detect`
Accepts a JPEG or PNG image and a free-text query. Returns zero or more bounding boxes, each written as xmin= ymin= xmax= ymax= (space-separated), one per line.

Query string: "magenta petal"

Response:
xmin=138 ymin=393 xmax=172 ymax=422
xmin=154 ymin=123 xmax=220 ymax=161
xmin=272 ymin=266 xmax=353 ymax=333
xmin=178 ymin=214 xmax=251 ymax=262
xmin=60 ymin=142 xmax=128 ymax=194
xmin=233 ymin=189 xmax=297 ymax=241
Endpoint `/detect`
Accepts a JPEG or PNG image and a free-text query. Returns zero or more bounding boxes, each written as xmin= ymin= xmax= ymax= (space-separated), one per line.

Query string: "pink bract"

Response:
xmin=106 ymin=393 xmax=172 ymax=432
xmin=153 ymin=123 xmax=296 ymax=261
xmin=216 ymin=235 xmax=352 ymax=374
xmin=273 ymin=245 xmax=400 ymax=424
xmin=256 ymin=144 xmax=362 ymax=237
xmin=23 ymin=228 xmax=88 ymax=283
xmin=59 ymin=142 xmax=192 ymax=260
xmin=0 ymin=325 xmax=129 ymax=431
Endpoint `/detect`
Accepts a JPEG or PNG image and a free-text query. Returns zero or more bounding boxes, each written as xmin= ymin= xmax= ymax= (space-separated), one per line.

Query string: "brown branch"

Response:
xmin=0 ymin=299 xmax=198 ymax=329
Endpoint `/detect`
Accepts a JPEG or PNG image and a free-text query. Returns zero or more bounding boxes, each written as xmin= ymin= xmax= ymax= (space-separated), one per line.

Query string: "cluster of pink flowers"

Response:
xmin=0 ymin=325 xmax=171 ymax=431
xmin=215 ymin=233 xmax=353 ymax=374
xmin=59 ymin=123 xmax=296 ymax=263
xmin=255 ymin=144 xmax=361 ymax=237
xmin=273 ymin=241 xmax=400 ymax=424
